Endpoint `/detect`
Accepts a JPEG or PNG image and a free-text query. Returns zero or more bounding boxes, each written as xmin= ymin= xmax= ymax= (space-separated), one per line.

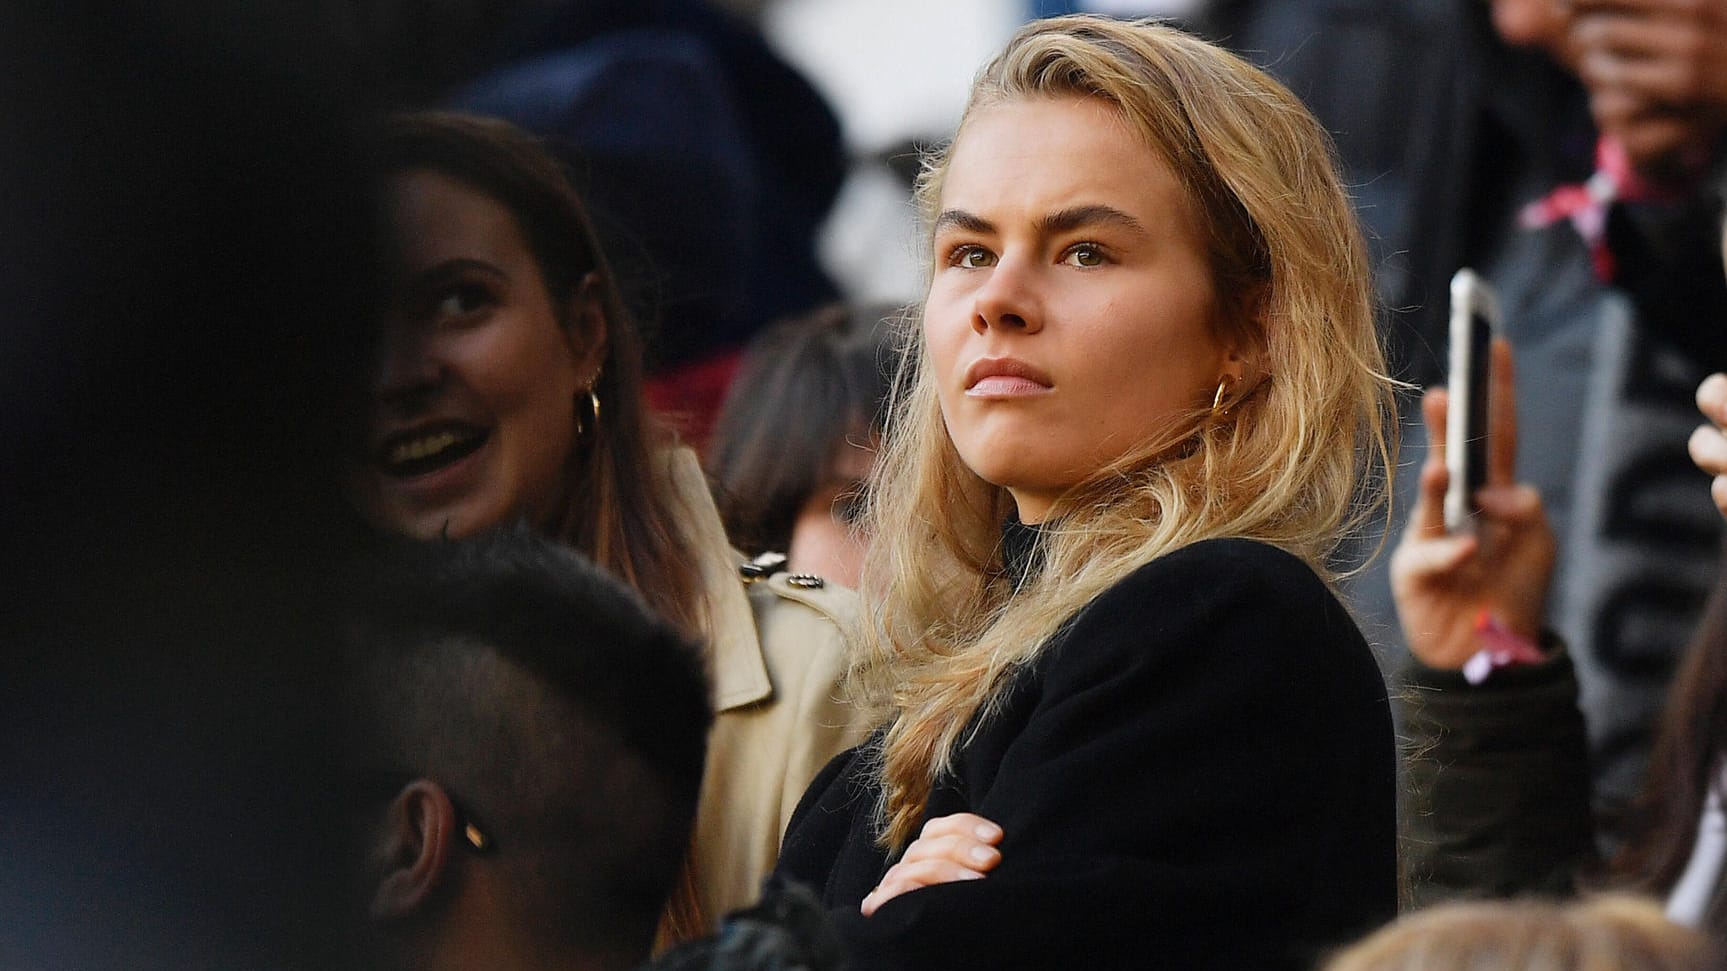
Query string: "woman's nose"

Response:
xmin=374 ymin=326 xmax=442 ymax=403
xmin=970 ymin=259 xmax=1042 ymax=335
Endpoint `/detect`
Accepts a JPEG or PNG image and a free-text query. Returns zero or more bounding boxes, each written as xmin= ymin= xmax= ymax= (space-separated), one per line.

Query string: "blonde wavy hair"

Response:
xmin=1323 ymin=895 xmax=1712 ymax=971
xmin=854 ymin=15 xmax=1398 ymax=850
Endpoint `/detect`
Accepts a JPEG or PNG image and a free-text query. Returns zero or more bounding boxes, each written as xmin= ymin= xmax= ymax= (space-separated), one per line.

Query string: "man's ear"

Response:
xmin=369 ymin=779 xmax=458 ymax=921
xmin=563 ymin=271 xmax=609 ymax=380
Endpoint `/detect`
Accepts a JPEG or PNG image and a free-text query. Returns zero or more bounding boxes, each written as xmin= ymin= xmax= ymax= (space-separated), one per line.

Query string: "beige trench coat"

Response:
xmin=666 ymin=451 xmax=872 ymax=930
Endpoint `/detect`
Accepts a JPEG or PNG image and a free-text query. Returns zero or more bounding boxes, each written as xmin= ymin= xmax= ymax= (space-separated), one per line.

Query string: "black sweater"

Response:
xmin=775 ymin=538 xmax=1398 ymax=970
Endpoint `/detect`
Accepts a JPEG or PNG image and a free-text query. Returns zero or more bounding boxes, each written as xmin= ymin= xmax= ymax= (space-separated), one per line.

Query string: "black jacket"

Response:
xmin=776 ymin=539 xmax=1398 ymax=970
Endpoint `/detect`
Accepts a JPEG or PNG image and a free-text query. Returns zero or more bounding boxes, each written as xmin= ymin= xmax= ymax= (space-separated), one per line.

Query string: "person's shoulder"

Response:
xmin=741 ymin=560 xmax=857 ymax=679
xmin=1110 ymin=537 xmax=1330 ymax=606
xmin=1062 ymin=538 xmax=1366 ymax=679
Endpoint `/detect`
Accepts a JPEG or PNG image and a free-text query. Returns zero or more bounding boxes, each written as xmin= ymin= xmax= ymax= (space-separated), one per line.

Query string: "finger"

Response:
xmin=1421 ymin=387 xmax=1450 ymax=466
xmin=1411 ymin=390 xmax=1450 ymax=538
xmin=1572 ymin=0 xmax=1727 ymax=16
xmin=860 ymin=862 xmax=987 ymax=916
xmin=916 ymin=813 xmax=1003 ymax=844
xmin=901 ymin=833 xmax=1002 ymax=870
xmin=1410 ymin=447 xmax=1451 ymax=539
xmin=1697 ymin=373 xmax=1727 ymax=426
xmin=1582 ymin=50 xmax=1706 ymax=107
xmin=1572 ymin=12 xmax=1686 ymax=63
xmin=1713 ymin=475 xmax=1727 ymax=520
xmin=1474 ymin=484 xmax=1549 ymax=526
xmin=1689 ymin=424 xmax=1727 ymax=475
xmin=1487 ymin=339 xmax=1517 ymax=488
xmin=1395 ymin=533 xmax=1480 ymax=581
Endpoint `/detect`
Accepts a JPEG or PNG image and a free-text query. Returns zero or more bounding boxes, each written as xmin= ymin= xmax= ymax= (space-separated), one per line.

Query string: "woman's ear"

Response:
xmin=1219 ymin=294 xmax=1271 ymax=394
xmin=563 ymin=271 xmax=610 ymax=379
xmin=369 ymin=779 xmax=458 ymax=921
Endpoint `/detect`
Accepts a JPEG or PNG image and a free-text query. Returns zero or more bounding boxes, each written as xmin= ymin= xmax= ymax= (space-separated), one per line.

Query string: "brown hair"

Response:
xmin=374 ymin=111 xmax=705 ymax=639
xmin=1612 ymin=569 xmax=1727 ymax=896
xmin=707 ymin=303 xmax=897 ymax=554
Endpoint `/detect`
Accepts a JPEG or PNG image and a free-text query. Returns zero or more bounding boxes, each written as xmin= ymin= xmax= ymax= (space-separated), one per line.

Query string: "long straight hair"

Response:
xmin=854 ymin=16 xmax=1398 ymax=850
xmin=1612 ymin=568 xmax=1727 ymax=897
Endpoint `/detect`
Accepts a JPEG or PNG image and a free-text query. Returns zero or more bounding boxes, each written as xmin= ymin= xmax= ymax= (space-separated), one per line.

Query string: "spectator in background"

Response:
xmin=1102 ymin=0 xmax=1727 ymax=831
xmin=1391 ymin=220 xmax=1727 ymax=922
xmin=345 ymin=530 xmax=710 ymax=971
xmin=1323 ymin=895 xmax=1711 ymax=971
xmin=446 ymin=0 xmax=848 ymax=448
xmin=707 ymin=303 xmax=898 ymax=589
xmin=352 ymin=112 xmax=865 ymax=943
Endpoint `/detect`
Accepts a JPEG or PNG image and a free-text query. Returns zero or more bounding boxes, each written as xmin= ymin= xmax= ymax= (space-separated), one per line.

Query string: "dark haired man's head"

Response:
xmin=344 ymin=527 xmax=711 ymax=971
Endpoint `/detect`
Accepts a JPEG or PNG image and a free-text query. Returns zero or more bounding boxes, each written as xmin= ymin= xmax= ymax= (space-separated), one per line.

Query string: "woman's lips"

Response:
xmin=964 ymin=357 xmax=1054 ymax=398
xmin=967 ymin=375 xmax=1054 ymax=397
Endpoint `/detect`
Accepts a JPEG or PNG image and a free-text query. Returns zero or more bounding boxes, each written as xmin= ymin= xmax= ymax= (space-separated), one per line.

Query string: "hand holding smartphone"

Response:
xmin=1444 ymin=269 xmax=1504 ymax=534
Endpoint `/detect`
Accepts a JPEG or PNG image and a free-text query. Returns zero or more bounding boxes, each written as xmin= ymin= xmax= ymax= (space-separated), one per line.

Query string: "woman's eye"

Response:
xmin=433 ymin=283 xmax=492 ymax=320
xmin=1061 ymin=244 xmax=1106 ymax=268
xmin=950 ymin=245 xmax=997 ymax=269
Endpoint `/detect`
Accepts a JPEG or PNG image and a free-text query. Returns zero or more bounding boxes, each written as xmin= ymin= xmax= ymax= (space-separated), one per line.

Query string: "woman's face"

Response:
xmin=787 ymin=434 xmax=877 ymax=589
xmin=924 ymin=96 xmax=1237 ymax=524
xmin=350 ymin=169 xmax=604 ymax=539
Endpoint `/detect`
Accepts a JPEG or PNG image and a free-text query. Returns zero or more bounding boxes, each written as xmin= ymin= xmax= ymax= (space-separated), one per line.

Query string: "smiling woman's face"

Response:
xmin=349 ymin=169 xmax=601 ymax=539
xmin=923 ymin=96 xmax=1236 ymax=524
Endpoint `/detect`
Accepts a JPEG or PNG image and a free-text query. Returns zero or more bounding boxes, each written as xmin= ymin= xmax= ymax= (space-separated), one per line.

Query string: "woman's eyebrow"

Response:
xmin=410 ymin=257 xmax=504 ymax=286
xmin=933 ymin=209 xmax=993 ymax=236
xmin=1035 ymin=205 xmax=1147 ymax=237
xmin=932 ymin=205 xmax=1149 ymax=238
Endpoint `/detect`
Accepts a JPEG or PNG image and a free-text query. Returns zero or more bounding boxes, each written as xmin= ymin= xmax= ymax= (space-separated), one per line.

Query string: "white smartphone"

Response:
xmin=1444 ymin=269 xmax=1504 ymax=534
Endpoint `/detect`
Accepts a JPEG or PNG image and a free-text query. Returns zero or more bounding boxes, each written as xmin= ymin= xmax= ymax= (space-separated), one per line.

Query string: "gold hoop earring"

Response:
xmin=575 ymin=386 xmax=601 ymax=437
xmin=1211 ymin=377 xmax=1231 ymax=418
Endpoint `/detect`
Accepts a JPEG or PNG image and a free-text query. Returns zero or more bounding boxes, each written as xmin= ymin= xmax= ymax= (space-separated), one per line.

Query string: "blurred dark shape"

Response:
xmin=645 ymin=877 xmax=848 ymax=971
xmin=0 ymin=1 xmax=386 ymax=966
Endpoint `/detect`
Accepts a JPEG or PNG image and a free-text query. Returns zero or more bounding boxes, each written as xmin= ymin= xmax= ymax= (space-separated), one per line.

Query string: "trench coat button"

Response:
xmin=786 ymin=574 xmax=825 ymax=589
xmin=739 ymin=551 xmax=788 ymax=583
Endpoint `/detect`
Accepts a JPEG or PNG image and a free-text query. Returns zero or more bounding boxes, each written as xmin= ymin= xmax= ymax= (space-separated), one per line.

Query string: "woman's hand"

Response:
xmin=1390 ymin=340 xmax=1556 ymax=670
xmin=1688 ymin=373 xmax=1727 ymax=520
xmin=859 ymin=813 xmax=1003 ymax=917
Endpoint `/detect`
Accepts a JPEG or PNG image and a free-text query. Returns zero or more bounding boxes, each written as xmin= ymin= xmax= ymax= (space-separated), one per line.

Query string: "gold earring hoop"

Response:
xmin=1211 ymin=377 xmax=1231 ymax=418
xmin=575 ymin=386 xmax=601 ymax=437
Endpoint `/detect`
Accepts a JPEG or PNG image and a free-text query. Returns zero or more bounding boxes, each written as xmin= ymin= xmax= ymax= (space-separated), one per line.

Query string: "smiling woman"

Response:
xmin=774 ymin=16 xmax=1400 ymax=971
xmin=348 ymin=112 xmax=867 ymax=946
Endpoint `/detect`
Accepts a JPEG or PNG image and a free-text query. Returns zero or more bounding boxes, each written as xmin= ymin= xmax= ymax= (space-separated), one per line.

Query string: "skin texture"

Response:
xmin=786 ymin=437 xmax=875 ymax=589
xmin=923 ymin=96 xmax=1243 ymax=525
xmin=352 ymin=170 xmax=606 ymax=539
xmin=1389 ymin=340 xmax=1558 ymax=670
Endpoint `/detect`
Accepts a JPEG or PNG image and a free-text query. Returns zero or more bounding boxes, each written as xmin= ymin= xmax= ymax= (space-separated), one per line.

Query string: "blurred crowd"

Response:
xmin=5 ymin=0 xmax=1727 ymax=968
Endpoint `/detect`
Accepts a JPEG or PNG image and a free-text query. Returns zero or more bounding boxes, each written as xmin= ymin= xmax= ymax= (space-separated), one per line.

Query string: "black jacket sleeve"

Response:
xmin=1399 ymin=647 xmax=1598 ymax=907
xmin=823 ymin=540 xmax=1399 ymax=971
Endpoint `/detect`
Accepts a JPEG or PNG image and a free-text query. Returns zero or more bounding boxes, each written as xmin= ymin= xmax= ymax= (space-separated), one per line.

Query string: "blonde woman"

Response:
xmin=773 ymin=16 xmax=1399 ymax=970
